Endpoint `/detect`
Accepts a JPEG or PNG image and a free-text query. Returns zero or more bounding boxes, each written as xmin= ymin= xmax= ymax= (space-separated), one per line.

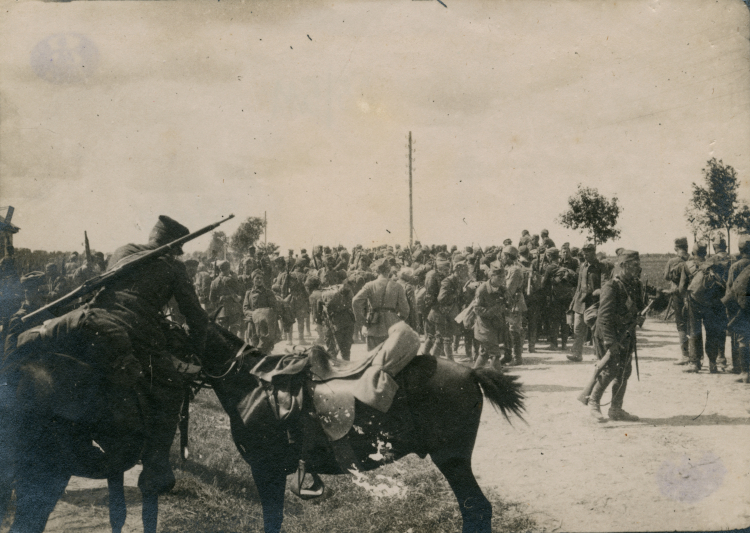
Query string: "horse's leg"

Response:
xmin=141 ymin=492 xmax=158 ymax=533
xmin=10 ymin=471 xmax=69 ymax=533
xmin=249 ymin=459 xmax=286 ymax=533
xmin=434 ymin=457 xmax=493 ymax=533
xmin=107 ymin=472 xmax=127 ymax=533
xmin=179 ymin=387 xmax=190 ymax=464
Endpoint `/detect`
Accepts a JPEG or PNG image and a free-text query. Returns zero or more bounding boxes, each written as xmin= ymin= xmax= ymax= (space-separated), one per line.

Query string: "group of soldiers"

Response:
xmin=137 ymin=228 xmax=629 ymax=375
xmin=665 ymin=234 xmax=750 ymax=382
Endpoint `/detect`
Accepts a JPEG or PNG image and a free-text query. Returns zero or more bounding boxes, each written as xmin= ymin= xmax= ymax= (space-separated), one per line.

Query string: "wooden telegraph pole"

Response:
xmin=408 ymin=132 xmax=414 ymax=248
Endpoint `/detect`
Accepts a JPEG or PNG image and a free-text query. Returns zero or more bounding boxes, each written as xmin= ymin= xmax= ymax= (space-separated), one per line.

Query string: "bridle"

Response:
xmin=201 ymin=341 xmax=252 ymax=380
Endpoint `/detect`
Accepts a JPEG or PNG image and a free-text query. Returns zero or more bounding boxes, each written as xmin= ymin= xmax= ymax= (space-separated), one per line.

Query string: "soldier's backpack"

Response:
xmin=728 ymin=264 xmax=750 ymax=309
xmin=688 ymin=261 xmax=728 ymax=307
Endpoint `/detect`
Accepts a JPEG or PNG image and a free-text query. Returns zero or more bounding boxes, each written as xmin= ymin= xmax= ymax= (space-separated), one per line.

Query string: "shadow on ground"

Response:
xmin=637 ymin=413 xmax=750 ymax=427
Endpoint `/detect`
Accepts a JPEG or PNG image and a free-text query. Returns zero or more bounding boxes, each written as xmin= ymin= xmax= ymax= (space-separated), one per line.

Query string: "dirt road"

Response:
xmin=24 ymin=320 xmax=750 ymax=532
xmin=473 ymin=320 xmax=750 ymax=532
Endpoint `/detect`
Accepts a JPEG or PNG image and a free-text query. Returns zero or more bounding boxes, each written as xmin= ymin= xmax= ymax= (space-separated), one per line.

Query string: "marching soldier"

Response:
xmin=586 ymin=250 xmax=645 ymax=422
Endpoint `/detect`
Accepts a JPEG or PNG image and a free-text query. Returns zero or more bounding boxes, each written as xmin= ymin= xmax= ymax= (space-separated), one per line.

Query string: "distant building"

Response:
xmin=0 ymin=206 xmax=19 ymax=257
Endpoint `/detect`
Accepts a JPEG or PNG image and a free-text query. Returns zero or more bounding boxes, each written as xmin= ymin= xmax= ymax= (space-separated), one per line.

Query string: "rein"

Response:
xmin=202 ymin=341 xmax=251 ymax=380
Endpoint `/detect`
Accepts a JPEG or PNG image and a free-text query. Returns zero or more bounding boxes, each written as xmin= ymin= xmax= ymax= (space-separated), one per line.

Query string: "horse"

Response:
xmin=199 ymin=322 xmax=525 ymax=533
xmin=0 ymin=337 xmax=193 ymax=533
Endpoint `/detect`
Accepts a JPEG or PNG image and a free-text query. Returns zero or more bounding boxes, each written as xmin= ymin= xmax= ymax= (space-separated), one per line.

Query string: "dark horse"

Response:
xmin=200 ymin=323 xmax=525 ymax=533
xmin=0 ymin=344 xmax=184 ymax=533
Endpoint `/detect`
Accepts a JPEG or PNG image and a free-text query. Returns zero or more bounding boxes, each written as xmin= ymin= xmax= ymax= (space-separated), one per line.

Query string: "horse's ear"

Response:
xmin=209 ymin=306 xmax=223 ymax=323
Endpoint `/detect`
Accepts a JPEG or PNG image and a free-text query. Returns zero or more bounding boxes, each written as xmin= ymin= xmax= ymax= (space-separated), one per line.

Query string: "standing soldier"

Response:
xmin=567 ymin=243 xmax=604 ymax=362
xmin=472 ymin=263 xmax=507 ymax=370
xmin=435 ymin=260 xmax=470 ymax=361
xmin=274 ymin=259 xmax=310 ymax=345
xmin=209 ymin=260 xmax=243 ymax=336
xmin=396 ymin=267 xmax=419 ymax=331
xmin=540 ymin=248 xmax=577 ymax=350
xmin=584 ymin=250 xmax=645 ymax=422
xmin=724 ymin=234 xmax=750 ymax=382
xmin=193 ymin=262 xmax=213 ymax=313
xmin=421 ymin=252 xmax=450 ymax=356
xmin=502 ymin=246 xmax=527 ymax=365
xmin=319 ymin=281 xmax=356 ymax=360
xmin=243 ymin=270 xmax=280 ymax=353
xmin=707 ymin=234 xmax=732 ymax=370
xmin=665 ymin=237 xmax=690 ymax=364
xmin=680 ymin=242 xmax=707 ymax=372
xmin=352 ymin=258 xmax=409 ymax=350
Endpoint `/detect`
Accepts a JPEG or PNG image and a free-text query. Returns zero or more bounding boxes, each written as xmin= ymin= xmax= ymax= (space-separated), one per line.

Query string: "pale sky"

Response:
xmin=1 ymin=0 xmax=749 ymax=255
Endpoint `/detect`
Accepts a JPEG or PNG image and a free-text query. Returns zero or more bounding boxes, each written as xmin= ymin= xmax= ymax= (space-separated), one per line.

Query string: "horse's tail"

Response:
xmin=471 ymin=368 xmax=525 ymax=423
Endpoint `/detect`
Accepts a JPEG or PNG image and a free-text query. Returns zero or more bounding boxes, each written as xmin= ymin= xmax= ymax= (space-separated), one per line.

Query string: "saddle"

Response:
xmin=247 ymin=321 xmax=421 ymax=498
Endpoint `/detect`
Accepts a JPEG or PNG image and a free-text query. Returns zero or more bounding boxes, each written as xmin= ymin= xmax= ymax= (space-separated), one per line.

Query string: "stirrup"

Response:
xmin=289 ymin=459 xmax=325 ymax=500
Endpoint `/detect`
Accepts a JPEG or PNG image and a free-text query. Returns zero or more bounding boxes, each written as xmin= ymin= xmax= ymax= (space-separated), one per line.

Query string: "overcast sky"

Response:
xmin=1 ymin=0 xmax=749 ymax=255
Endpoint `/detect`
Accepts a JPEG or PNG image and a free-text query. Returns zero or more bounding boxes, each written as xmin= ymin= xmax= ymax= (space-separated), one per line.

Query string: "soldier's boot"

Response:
xmin=472 ymin=354 xmax=488 ymax=369
xmin=735 ymin=348 xmax=750 ymax=383
xmin=443 ymin=339 xmax=455 ymax=362
xmin=588 ymin=381 xmax=607 ymax=423
xmin=716 ymin=335 xmax=728 ymax=370
xmin=420 ymin=336 xmax=435 ymax=356
xmin=731 ymin=334 xmax=742 ymax=373
xmin=674 ymin=338 xmax=690 ymax=365
xmin=138 ymin=388 xmax=182 ymax=497
xmin=560 ymin=325 xmax=569 ymax=351
xmin=608 ymin=380 xmax=639 ymax=421
xmin=453 ymin=335 xmax=460 ymax=354
xmin=513 ymin=332 xmax=524 ymax=358
xmin=683 ymin=336 xmax=702 ymax=373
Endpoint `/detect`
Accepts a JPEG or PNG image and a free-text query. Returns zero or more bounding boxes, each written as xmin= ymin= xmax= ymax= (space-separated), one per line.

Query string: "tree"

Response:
xmin=256 ymin=242 xmax=280 ymax=257
xmin=557 ymin=184 xmax=621 ymax=246
xmin=687 ymin=158 xmax=742 ymax=253
xmin=229 ymin=217 xmax=266 ymax=254
xmin=684 ymin=204 xmax=713 ymax=245
xmin=206 ymin=230 xmax=227 ymax=260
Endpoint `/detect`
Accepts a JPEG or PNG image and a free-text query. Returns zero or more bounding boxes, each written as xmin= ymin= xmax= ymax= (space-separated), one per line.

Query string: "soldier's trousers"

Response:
xmin=592 ymin=335 xmax=634 ymax=407
xmin=687 ymin=301 xmax=726 ymax=365
xmin=526 ymin=296 xmax=544 ymax=350
xmin=671 ymin=294 xmax=688 ymax=346
xmin=732 ymin=317 xmax=750 ymax=374
xmin=326 ymin=322 xmax=355 ymax=360
xmin=424 ymin=316 xmax=455 ymax=359
xmin=571 ymin=312 xmax=589 ymax=358
xmin=547 ymin=302 xmax=568 ymax=348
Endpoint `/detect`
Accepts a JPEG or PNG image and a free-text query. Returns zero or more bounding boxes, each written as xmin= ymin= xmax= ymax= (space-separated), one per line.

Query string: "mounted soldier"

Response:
xmin=89 ymin=215 xmax=209 ymax=496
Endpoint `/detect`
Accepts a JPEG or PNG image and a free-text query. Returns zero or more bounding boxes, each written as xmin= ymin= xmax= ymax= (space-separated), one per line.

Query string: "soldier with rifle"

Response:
xmin=22 ymin=214 xmax=233 ymax=496
xmin=579 ymin=250 xmax=646 ymax=422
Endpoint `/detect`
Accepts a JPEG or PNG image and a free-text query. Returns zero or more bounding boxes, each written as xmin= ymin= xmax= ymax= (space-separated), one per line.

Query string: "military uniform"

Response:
xmin=472 ymin=266 xmax=507 ymax=370
xmin=320 ymin=283 xmax=356 ymax=359
xmin=209 ymin=261 xmax=244 ymax=335
xmin=724 ymin=239 xmax=750 ymax=382
xmin=587 ymin=250 xmax=644 ymax=422
xmin=352 ymin=266 xmax=409 ymax=351
xmin=243 ymin=272 xmax=280 ymax=354
xmin=540 ymin=249 xmax=576 ymax=350
xmin=664 ymin=238 xmax=690 ymax=363
xmin=421 ymin=258 xmax=446 ymax=356
xmin=568 ymin=246 xmax=604 ymax=362
xmin=96 ymin=216 xmax=208 ymax=495
xmin=503 ymin=248 xmax=527 ymax=365
xmin=679 ymin=243 xmax=707 ymax=371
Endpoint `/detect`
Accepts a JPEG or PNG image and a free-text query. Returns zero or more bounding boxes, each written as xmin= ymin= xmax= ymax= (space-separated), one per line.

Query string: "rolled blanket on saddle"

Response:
xmin=249 ymin=322 xmax=421 ymax=441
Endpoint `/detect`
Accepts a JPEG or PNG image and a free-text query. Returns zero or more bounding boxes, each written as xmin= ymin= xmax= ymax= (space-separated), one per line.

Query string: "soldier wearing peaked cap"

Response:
xmin=665 ymin=237 xmax=690 ymax=364
xmin=568 ymin=243 xmax=605 ymax=362
xmin=91 ymin=215 xmax=209 ymax=496
xmin=585 ymin=250 xmax=645 ymax=422
xmin=210 ymin=260 xmax=244 ymax=336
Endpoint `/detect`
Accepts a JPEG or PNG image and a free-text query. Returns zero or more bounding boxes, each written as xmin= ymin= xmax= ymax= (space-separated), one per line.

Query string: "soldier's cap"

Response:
xmin=373 ymin=258 xmax=391 ymax=274
xmin=45 ymin=262 xmax=58 ymax=272
xmin=521 ymin=229 xmax=530 ymax=236
xmin=274 ymin=256 xmax=286 ymax=265
xmin=149 ymin=215 xmax=189 ymax=254
xmin=541 ymin=229 xmax=549 ymax=236
xmin=300 ymin=248 xmax=307 ymax=254
xmin=582 ymin=243 xmax=596 ymax=252
xmin=692 ymin=242 xmax=708 ymax=256
xmin=739 ymin=234 xmax=750 ymax=252
xmin=531 ymin=234 xmax=540 ymax=242
xmin=465 ymin=246 xmax=473 ymax=253
xmin=674 ymin=237 xmax=688 ymax=250
xmin=251 ymin=268 xmax=264 ymax=280
xmin=21 ymin=271 xmax=45 ymax=289
xmin=615 ymin=250 xmax=639 ymax=264
xmin=561 ymin=242 xmax=570 ymax=251
xmin=503 ymin=238 xmax=513 ymax=246
xmin=545 ymin=247 xmax=560 ymax=258
xmin=217 ymin=260 xmax=231 ymax=272
xmin=435 ymin=253 xmax=451 ymax=269
xmin=543 ymin=237 xmax=555 ymax=248
xmin=571 ymin=246 xmax=580 ymax=254
xmin=503 ymin=245 xmax=519 ymax=258
xmin=323 ymin=246 xmax=331 ymax=254
xmin=711 ymin=234 xmax=727 ymax=249
xmin=518 ymin=245 xmax=530 ymax=256
xmin=305 ymin=276 xmax=321 ymax=290
xmin=615 ymin=248 xmax=624 ymax=256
